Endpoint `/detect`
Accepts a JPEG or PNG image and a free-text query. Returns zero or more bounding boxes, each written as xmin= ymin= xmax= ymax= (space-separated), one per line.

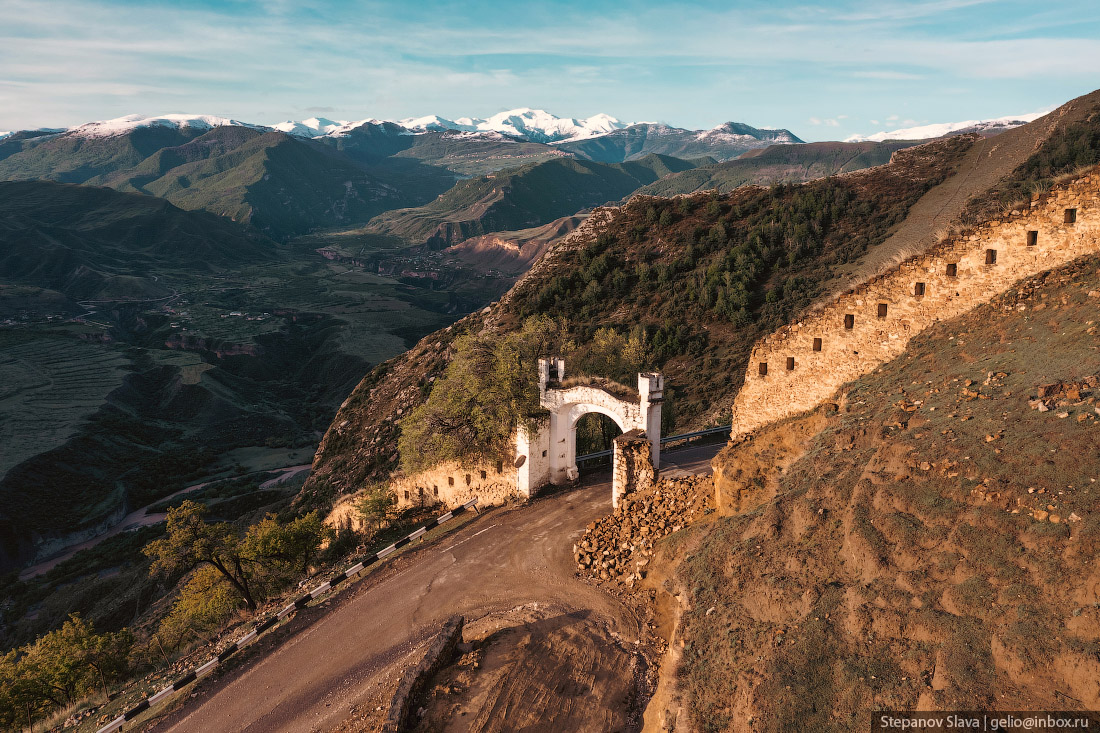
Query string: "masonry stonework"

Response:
xmin=516 ymin=358 xmax=664 ymax=503
xmin=612 ymin=430 xmax=656 ymax=508
xmin=390 ymin=458 xmax=516 ymax=511
xmin=729 ymin=169 xmax=1100 ymax=440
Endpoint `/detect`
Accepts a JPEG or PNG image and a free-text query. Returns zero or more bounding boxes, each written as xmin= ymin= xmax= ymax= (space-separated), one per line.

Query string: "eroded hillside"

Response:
xmin=666 ymin=254 xmax=1100 ymax=731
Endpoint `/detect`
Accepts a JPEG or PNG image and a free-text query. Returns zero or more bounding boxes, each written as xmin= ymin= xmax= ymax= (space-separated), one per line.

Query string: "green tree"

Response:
xmin=157 ymin=566 xmax=240 ymax=650
xmin=243 ymin=511 xmax=330 ymax=574
xmin=356 ymin=484 xmax=395 ymax=535
xmin=143 ymin=500 xmax=259 ymax=611
xmin=398 ymin=316 xmax=564 ymax=473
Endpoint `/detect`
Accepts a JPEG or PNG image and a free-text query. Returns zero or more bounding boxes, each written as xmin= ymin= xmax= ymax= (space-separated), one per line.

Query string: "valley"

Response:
xmin=2 ymin=82 xmax=1099 ymax=733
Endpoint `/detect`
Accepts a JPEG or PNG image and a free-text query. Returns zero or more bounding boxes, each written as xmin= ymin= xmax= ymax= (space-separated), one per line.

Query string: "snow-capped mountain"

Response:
xmin=68 ymin=113 xmax=264 ymax=138
xmin=0 ymin=131 xmax=11 ymax=140
xmin=271 ymin=117 xmax=350 ymax=137
xmin=393 ymin=108 xmax=630 ymax=143
xmin=696 ymin=122 xmax=801 ymax=144
xmin=845 ymin=111 xmax=1046 ymax=143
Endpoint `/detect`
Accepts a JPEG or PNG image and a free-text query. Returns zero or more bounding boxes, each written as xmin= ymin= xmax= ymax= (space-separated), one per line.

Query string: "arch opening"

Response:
xmin=575 ymin=412 xmax=623 ymax=473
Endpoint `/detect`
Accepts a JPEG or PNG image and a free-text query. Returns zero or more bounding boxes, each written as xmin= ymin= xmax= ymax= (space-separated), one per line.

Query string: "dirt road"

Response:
xmin=149 ymin=443 xmax=720 ymax=733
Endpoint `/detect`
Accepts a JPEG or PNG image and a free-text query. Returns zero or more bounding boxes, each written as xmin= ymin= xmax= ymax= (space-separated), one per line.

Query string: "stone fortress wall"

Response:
xmin=390 ymin=457 xmax=517 ymax=511
xmin=729 ymin=167 xmax=1100 ymax=439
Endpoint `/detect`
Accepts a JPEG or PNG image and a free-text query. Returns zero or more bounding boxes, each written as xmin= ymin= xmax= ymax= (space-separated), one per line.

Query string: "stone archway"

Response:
xmin=515 ymin=357 xmax=663 ymax=506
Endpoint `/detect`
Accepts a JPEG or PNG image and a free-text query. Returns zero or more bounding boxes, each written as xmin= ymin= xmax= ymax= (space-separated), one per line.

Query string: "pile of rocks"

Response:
xmin=1029 ymin=376 xmax=1099 ymax=413
xmin=575 ymin=474 xmax=714 ymax=584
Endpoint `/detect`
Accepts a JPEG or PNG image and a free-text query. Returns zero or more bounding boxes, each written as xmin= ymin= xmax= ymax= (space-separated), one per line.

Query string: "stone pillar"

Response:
xmin=612 ymin=429 xmax=655 ymax=508
xmin=638 ymin=373 xmax=664 ymax=470
xmin=515 ymin=420 xmax=550 ymax=498
xmin=538 ymin=358 xmax=550 ymax=394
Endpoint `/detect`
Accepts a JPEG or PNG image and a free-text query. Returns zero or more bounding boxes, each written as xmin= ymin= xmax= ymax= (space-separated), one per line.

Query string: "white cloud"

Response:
xmin=0 ymin=0 xmax=1095 ymax=130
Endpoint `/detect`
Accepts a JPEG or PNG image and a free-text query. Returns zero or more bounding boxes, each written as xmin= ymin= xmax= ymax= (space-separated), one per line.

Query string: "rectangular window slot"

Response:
xmin=758 ymin=362 xmax=768 ymax=376
xmin=914 ymin=282 xmax=926 ymax=297
xmin=465 ymin=473 xmax=471 ymax=485
xmin=786 ymin=357 xmax=795 ymax=371
xmin=448 ymin=476 xmax=454 ymax=486
xmin=877 ymin=303 xmax=888 ymax=318
xmin=1065 ymin=208 xmax=1077 ymax=224
xmin=844 ymin=314 xmax=855 ymax=329
xmin=813 ymin=337 xmax=822 ymax=352
xmin=433 ymin=486 xmax=438 ymax=497
xmin=1027 ymin=230 xmax=1038 ymax=246
xmin=480 ymin=470 xmax=487 ymax=479
xmin=985 ymin=249 xmax=997 ymax=265
xmin=946 ymin=263 xmax=957 ymax=277
xmin=404 ymin=490 xmax=410 ymax=500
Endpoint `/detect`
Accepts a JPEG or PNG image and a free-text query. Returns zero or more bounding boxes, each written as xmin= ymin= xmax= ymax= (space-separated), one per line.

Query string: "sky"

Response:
xmin=1 ymin=0 xmax=1098 ymax=141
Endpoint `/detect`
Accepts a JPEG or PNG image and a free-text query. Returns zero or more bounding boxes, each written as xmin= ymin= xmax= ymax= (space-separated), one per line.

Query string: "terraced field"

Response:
xmin=0 ymin=334 xmax=129 ymax=480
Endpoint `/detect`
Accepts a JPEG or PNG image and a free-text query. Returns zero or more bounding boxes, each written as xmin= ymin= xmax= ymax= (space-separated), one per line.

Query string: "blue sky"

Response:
xmin=1 ymin=0 xmax=1098 ymax=140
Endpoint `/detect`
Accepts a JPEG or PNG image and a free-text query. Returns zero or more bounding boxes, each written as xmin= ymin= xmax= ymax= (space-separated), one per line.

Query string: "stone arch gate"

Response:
xmin=515 ymin=357 xmax=663 ymax=507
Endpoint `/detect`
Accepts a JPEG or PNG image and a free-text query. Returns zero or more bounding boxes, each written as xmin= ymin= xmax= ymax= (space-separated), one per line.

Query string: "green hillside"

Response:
xmin=0 ymin=127 xmax=455 ymax=240
xmin=361 ymin=154 xmax=702 ymax=248
xmin=634 ymin=140 xmax=918 ymax=197
xmin=0 ymin=180 xmax=275 ymax=299
xmin=320 ymin=124 xmax=568 ymax=176
xmin=0 ymin=181 xmax=475 ymax=575
xmin=0 ymin=126 xmax=207 ymax=181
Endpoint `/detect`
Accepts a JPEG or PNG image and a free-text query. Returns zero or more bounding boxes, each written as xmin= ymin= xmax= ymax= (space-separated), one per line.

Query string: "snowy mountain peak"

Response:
xmin=272 ymin=117 xmax=347 ymax=137
xmin=695 ymin=122 xmax=802 ymax=144
xmin=68 ymin=114 xmax=264 ymax=138
xmin=0 ymin=131 xmax=10 ymax=141
xmin=389 ymin=108 xmax=628 ymax=143
xmin=844 ymin=111 xmax=1047 ymax=143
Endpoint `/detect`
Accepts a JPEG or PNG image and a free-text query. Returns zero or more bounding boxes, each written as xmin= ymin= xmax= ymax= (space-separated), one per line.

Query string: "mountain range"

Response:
xmin=0 ymin=107 xmax=1041 ymax=246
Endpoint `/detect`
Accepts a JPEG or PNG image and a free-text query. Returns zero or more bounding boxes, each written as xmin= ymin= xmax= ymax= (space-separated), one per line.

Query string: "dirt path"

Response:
xmin=144 ymin=444 xmax=720 ymax=733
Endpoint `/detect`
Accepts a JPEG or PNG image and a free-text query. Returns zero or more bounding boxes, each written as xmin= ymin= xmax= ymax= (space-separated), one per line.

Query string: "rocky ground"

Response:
xmin=664 ymin=256 xmax=1100 ymax=732
xmin=575 ymin=475 xmax=714 ymax=585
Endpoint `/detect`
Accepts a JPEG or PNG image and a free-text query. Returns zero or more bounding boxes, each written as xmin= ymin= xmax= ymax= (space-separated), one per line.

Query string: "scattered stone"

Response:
xmin=576 ymin=474 xmax=714 ymax=581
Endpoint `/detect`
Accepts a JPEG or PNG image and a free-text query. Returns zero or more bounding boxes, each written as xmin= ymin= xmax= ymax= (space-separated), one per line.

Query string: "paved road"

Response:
xmin=152 ymin=443 xmax=721 ymax=733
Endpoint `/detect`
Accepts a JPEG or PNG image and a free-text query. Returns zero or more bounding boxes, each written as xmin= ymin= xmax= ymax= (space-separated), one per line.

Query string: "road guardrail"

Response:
xmin=96 ymin=498 xmax=479 ymax=733
xmin=575 ymin=424 xmax=731 ymax=463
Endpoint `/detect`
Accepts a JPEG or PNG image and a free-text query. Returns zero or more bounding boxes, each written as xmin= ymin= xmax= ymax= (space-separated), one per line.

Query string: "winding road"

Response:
xmin=147 ymin=443 xmax=721 ymax=733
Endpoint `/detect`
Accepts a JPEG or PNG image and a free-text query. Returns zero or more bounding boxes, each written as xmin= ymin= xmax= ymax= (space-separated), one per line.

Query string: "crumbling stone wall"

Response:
xmin=729 ymin=169 xmax=1100 ymax=439
xmin=612 ymin=429 xmax=655 ymax=508
xmin=389 ymin=458 xmax=517 ymax=511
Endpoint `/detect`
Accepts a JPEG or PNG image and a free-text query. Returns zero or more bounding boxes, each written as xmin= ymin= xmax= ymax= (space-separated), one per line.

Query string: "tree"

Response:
xmin=398 ymin=315 xmax=565 ymax=472
xmin=157 ymin=566 xmax=240 ymax=650
xmin=5 ymin=614 xmax=132 ymax=726
xmin=243 ymin=511 xmax=330 ymax=574
xmin=143 ymin=501 xmax=259 ymax=611
xmin=356 ymin=484 xmax=395 ymax=535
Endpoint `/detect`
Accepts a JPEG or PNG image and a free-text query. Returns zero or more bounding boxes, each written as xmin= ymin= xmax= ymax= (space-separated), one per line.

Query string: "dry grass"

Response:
xmin=676 ymin=255 xmax=1100 ymax=731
